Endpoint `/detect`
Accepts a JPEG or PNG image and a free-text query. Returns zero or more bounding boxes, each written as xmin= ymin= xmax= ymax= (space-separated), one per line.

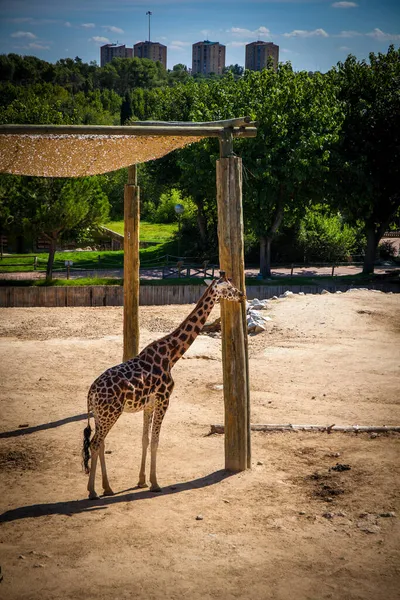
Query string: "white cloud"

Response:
xmin=29 ymin=42 xmax=51 ymax=50
xmin=102 ymin=26 xmax=124 ymax=34
xmin=90 ymin=36 xmax=110 ymax=44
xmin=81 ymin=23 xmax=95 ymax=29
xmin=339 ymin=46 xmax=351 ymax=51
xmin=336 ymin=28 xmax=400 ymax=40
xmin=226 ymin=41 xmax=246 ymax=47
xmin=170 ymin=40 xmax=190 ymax=47
xmin=336 ymin=30 xmax=362 ymax=37
xmin=65 ymin=22 xmax=72 ymax=28
xmin=226 ymin=26 xmax=271 ymax=38
xmin=366 ymin=28 xmax=400 ymax=41
xmin=11 ymin=31 xmax=37 ymax=39
xmin=283 ymin=29 xmax=329 ymax=38
xmin=170 ymin=41 xmax=191 ymax=51
xmin=332 ymin=2 xmax=358 ymax=7
xmin=8 ymin=17 xmax=34 ymax=23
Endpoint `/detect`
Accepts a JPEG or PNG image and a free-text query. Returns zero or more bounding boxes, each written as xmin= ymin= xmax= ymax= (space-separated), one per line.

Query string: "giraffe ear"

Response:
xmin=204 ymin=279 xmax=213 ymax=287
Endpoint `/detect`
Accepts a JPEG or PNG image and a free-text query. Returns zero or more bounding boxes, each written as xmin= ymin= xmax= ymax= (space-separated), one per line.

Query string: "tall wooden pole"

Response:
xmin=217 ymin=129 xmax=251 ymax=471
xmin=123 ymin=164 xmax=140 ymax=361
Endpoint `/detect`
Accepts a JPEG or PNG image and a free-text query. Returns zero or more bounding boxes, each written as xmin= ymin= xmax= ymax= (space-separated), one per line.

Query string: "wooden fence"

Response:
xmin=0 ymin=282 xmax=398 ymax=308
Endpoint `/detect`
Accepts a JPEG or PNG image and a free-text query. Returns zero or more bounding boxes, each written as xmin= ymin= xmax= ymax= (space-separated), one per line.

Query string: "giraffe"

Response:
xmin=82 ymin=273 xmax=245 ymax=499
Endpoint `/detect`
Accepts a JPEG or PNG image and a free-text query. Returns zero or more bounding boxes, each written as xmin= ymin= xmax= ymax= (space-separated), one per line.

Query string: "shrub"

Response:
xmin=378 ymin=240 xmax=398 ymax=259
xmin=298 ymin=209 xmax=359 ymax=263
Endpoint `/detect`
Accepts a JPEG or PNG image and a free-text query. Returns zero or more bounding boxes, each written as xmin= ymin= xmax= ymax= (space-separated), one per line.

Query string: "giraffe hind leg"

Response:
xmin=87 ymin=401 xmax=124 ymax=500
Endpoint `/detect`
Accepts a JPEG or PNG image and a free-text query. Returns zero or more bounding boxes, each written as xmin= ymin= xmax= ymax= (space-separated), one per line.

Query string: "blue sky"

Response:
xmin=0 ymin=0 xmax=399 ymax=72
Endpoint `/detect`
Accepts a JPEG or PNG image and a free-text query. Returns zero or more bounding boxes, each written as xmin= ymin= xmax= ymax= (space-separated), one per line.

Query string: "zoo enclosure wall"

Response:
xmin=0 ymin=283 xmax=398 ymax=308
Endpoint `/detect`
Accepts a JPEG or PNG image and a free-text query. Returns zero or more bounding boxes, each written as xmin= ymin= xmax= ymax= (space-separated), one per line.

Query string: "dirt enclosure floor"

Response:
xmin=0 ymin=290 xmax=399 ymax=600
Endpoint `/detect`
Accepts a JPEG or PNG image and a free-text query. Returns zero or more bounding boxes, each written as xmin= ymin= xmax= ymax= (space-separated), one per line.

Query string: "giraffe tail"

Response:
xmin=82 ymin=394 xmax=93 ymax=474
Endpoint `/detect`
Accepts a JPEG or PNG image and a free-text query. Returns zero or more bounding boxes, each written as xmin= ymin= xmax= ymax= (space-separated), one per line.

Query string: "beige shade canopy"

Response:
xmin=0 ymin=120 xmax=257 ymax=178
xmin=0 ymin=134 xmax=205 ymax=177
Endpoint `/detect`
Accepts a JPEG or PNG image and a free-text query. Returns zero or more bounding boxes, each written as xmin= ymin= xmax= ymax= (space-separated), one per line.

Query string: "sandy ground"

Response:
xmin=0 ymin=290 xmax=399 ymax=600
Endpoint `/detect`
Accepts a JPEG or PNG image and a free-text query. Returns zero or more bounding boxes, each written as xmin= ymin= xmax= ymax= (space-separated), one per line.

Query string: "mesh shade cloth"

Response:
xmin=0 ymin=134 xmax=204 ymax=177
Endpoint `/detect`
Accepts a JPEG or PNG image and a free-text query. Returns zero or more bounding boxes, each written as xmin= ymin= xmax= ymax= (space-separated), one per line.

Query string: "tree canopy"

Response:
xmin=327 ymin=45 xmax=400 ymax=273
xmin=1 ymin=48 xmax=399 ymax=275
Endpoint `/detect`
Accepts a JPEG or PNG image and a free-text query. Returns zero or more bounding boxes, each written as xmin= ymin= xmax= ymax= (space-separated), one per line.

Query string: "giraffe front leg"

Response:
xmin=149 ymin=395 xmax=170 ymax=493
xmin=137 ymin=405 xmax=154 ymax=488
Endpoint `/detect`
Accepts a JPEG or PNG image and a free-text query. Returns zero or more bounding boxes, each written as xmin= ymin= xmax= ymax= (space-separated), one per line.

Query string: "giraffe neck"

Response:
xmin=139 ymin=283 xmax=218 ymax=367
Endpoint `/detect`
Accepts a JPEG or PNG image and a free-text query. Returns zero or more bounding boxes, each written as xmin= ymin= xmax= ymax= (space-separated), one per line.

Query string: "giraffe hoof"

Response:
xmin=102 ymin=488 xmax=115 ymax=496
xmin=137 ymin=482 xmax=148 ymax=489
xmin=88 ymin=492 xmax=100 ymax=501
xmin=150 ymin=485 xmax=162 ymax=493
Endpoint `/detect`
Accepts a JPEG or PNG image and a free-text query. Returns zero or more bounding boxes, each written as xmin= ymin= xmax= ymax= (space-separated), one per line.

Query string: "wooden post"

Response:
xmin=123 ymin=164 xmax=140 ymax=361
xmin=216 ymin=128 xmax=250 ymax=471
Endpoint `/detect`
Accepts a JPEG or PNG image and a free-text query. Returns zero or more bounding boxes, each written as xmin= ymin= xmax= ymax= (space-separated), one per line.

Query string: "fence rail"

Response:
xmin=0 ymin=282 xmax=398 ymax=308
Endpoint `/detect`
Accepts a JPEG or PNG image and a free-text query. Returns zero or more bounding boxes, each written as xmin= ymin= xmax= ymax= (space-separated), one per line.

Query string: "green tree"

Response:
xmin=168 ymin=64 xmax=191 ymax=86
xmin=12 ymin=177 xmax=109 ymax=280
xmin=328 ymin=46 xmax=400 ymax=273
xmin=0 ymin=178 xmax=15 ymax=258
xmin=223 ymin=64 xmax=244 ymax=79
xmin=120 ymin=91 xmax=133 ymax=125
xmin=297 ymin=207 xmax=359 ymax=263
xmin=188 ymin=67 xmax=343 ymax=275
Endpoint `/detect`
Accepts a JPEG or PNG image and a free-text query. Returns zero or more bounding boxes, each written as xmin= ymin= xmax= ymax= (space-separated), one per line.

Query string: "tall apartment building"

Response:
xmin=192 ymin=40 xmax=226 ymax=75
xmin=134 ymin=41 xmax=167 ymax=69
xmin=100 ymin=43 xmax=133 ymax=67
xmin=245 ymin=41 xmax=279 ymax=71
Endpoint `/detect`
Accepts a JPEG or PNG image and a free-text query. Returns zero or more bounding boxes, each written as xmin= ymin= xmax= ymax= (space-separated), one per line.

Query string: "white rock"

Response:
xmin=321 ymin=289 xmax=330 ymax=294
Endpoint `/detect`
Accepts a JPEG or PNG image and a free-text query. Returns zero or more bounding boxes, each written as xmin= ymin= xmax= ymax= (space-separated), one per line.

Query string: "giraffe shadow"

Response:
xmin=0 ymin=414 xmax=88 ymax=439
xmin=0 ymin=469 xmax=234 ymax=523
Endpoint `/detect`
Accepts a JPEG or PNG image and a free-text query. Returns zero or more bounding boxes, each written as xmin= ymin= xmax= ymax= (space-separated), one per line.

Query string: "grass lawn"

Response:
xmin=106 ymin=220 xmax=177 ymax=242
xmin=0 ymin=223 xmax=181 ymax=272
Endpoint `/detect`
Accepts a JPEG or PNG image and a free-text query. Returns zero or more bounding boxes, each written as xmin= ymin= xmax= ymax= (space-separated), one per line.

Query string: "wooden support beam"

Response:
xmin=123 ymin=165 xmax=140 ymax=361
xmin=0 ymin=124 xmax=257 ymax=138
xmin=120 ymin=117 xmax=256 ymax=127
xmin=216 ymin=147 xmax=250 ymax=472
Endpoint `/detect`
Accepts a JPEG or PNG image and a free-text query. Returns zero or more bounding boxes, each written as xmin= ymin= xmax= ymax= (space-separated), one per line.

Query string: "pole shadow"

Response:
xmin=0 ymin=469 xmax=234 ymax=524
xmin=0 ymin=414 xmax=88 ymax=439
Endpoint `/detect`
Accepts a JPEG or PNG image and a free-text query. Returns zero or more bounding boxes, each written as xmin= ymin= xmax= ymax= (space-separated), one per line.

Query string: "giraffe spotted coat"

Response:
xmin=83 ymin=274 xmax=244 ymax=499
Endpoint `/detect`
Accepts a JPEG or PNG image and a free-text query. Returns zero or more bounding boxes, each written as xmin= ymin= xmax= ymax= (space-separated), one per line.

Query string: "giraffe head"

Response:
xmin=204 ymin=272 xmax=245 ymax=302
